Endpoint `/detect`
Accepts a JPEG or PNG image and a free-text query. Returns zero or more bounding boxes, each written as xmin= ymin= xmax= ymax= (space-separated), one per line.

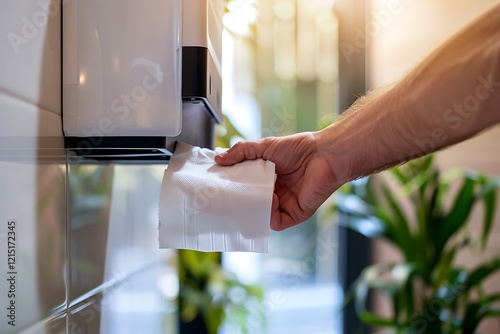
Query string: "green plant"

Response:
xmin=330 ymin=155 xmax=500 ymax=333
xmin=178 ymin=250 xmax=264 ymax=334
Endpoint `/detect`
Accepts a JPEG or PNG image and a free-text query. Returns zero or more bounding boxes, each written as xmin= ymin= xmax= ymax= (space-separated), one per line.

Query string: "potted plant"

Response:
xmin=329 ymin=155 xmax=500 ymax=333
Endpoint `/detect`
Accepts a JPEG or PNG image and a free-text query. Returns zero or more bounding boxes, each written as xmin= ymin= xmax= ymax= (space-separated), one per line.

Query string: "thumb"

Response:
xmin=214 ymin=140 xmax=268 ymax=166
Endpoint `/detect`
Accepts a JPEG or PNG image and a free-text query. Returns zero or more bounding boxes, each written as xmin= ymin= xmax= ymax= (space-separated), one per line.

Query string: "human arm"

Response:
xmin=324 ymin=3 xmax=500 ymax=185
xmin=215 ymin=4 xmax=500 ymax=231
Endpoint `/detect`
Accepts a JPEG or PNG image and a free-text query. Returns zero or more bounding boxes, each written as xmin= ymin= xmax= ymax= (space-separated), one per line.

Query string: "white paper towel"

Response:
xmin=159 ymin=142 xmax=276 ymax=252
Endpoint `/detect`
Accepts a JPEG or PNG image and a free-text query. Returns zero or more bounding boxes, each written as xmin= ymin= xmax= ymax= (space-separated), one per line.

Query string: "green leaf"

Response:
xmin=379 ymin=183 xmax=414 ymax=261
xmin=481 ymin=308 xmax=500 ymax=319
xmin=204 ymin=304 xmax=225 ymax=334
xmin=340 ymin=279 xmax=360 ymax=316
xmin=436 ymin=177 xmax=476 ymax=254
xmin=390 ymin=166 xmax=409 ymax=185
xmin=362 ymin=177 xmax=379 ymax=206
xmin=390 ymin=155 xmax=435 ymax=187
xmin=464 ymin=258 xmax=500 ymax=290
xmin=476 ymin=175 xmax=499 ymax=249
xmin=245 ymin=284 xmax=264 ymax=300
xmin=353 ymin=264 xmax=399 ymax=312
xmin=351 ymin=264 xmax=417 ymax=328
xmin=420 ymin=154 xmax=435 ymax=174
xmin=425 ymin=171 xmax=440 ymax=219
xmin=334 ymin=193 xmax=390 ymax=239
xmin=461 ymin=303 xmax=500 ymax=334
xmin=435 ymin=175 xmax=451 ymax=215
xmin=423 ymin=172 xmax=443 ymax=272
xmin=482 ymin=293 xmax=500 ymax=304
xmin=481 ymin=188 xmax=496 ymax=248
xmin=404 ymin=278 xmax=414 ymax=323
xmin=346 ymin=176 xmax=379 ymax=206
xmin=401 ymin=170 xmax=432 ymax=198
xmin=335 ymin=189 xmax=415 ymax=254
xmin=358 ymin=311 xmax=394 ymax=327
xmin=431 ymin=244 xmax=457 ymax=287
xmin=330 ymin=156 xmax=500 ymax=333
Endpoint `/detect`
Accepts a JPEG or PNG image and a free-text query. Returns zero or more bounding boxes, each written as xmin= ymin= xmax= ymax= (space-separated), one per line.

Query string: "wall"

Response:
xmin=0 ymin=2 xmax=176 ymax=333
xmin=366 ymin=0 xmax=500 ymax=332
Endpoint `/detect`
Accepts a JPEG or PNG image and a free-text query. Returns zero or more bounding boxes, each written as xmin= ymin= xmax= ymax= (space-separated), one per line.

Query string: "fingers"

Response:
xmin=271 ymin=211 xmax=297 ymax=231
xmin=270 ymin=193 xmax=305 ymax=231
xmin=270 ymin=193 xmax=280 ymax=230
xmin=215 ymin=139 xmax=270 ymax=166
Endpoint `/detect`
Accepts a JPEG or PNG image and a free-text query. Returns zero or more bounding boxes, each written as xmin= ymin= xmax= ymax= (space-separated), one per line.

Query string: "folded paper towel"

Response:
xmin=159 ymin=142 xmax=276 ymax=252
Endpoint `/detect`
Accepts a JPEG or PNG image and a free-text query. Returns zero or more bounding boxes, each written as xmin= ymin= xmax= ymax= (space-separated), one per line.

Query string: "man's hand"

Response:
xmin=216 ymin=4 xmax=500 ymax=231
xmin=215 ymin=132 xmax=340 ymax=231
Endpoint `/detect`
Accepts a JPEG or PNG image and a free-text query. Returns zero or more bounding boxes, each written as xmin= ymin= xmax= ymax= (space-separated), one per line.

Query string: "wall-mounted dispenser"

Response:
xmin=63 ymin=0 xmax=223 ymax=161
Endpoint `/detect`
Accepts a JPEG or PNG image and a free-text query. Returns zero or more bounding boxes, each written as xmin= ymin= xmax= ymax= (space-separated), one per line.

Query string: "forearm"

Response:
xmin=320 ymin=4 xmax=500 ymax=185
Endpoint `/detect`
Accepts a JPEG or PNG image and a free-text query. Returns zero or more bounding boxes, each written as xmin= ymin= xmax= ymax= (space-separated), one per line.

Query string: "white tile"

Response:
xmin=0 ymin=1 xmax=61 ymax=114
xmin=0 ymin=92 xmax=64 ymax=163
xmin=0 ymin=159 xmax=66 ymax=333
xmin=67 ymin=163 xmax=170 ymax=304
xmin=0 ymin=92 xmax=61 ymax=136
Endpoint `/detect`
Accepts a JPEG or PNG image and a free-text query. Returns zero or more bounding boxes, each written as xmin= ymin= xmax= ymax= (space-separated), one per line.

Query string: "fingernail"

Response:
xmin=216 ymin=151 xmax=228 ymax=160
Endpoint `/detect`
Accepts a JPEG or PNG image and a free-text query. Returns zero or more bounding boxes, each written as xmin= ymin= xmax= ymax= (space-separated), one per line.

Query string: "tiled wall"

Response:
xmin=0 ymin=2 xmax=176 ymax=333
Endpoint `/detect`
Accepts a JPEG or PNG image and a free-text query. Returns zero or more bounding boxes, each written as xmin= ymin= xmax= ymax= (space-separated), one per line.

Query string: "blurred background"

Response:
xmin=217 ymin=0 xmax=500 ymax=333
xmin=219 ymin=0 xmax=341 ymax=333
xmin=1 ymin=0 xmax=499 ymax=333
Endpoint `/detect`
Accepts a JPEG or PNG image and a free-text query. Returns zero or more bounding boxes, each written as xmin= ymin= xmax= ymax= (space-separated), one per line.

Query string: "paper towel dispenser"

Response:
xmin=62 ymin=0 xmax=223 ymax=161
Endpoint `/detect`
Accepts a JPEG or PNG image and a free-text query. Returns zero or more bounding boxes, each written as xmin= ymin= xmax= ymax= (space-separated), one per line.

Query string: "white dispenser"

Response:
xmin=63 ymin=0 xmax=223 ymax=161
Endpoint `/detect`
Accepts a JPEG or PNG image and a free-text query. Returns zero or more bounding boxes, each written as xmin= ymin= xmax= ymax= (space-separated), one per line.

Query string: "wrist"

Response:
xmin=314 ymin=123 xmax=354 ymax=188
